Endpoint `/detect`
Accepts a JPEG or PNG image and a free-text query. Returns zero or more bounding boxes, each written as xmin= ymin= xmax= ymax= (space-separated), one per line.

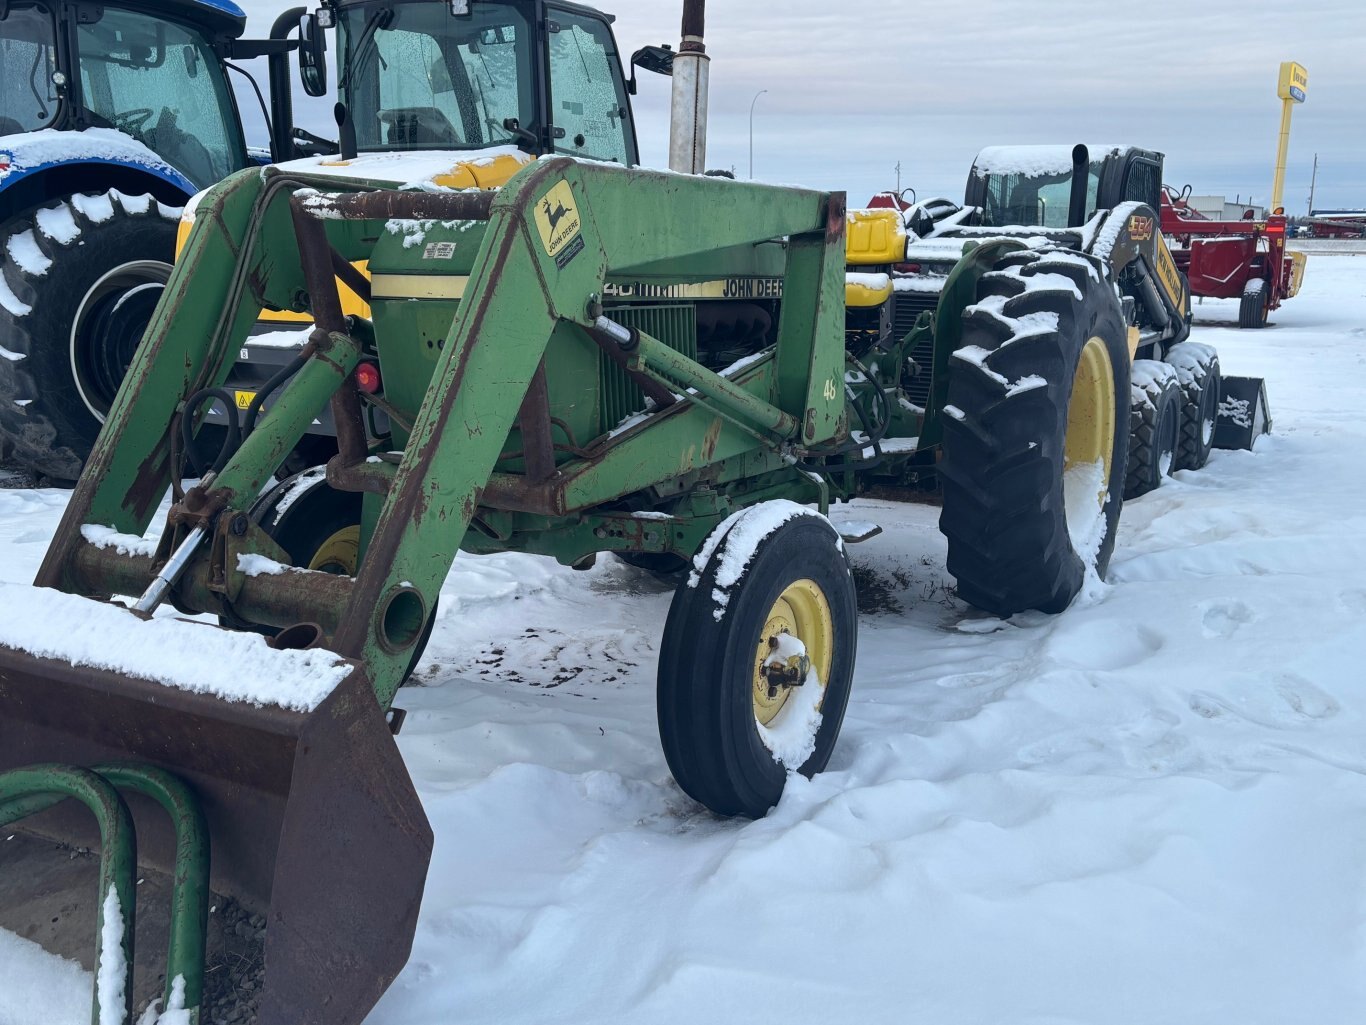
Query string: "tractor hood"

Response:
xmin=175 ymin=146 xmax=535 ymax=324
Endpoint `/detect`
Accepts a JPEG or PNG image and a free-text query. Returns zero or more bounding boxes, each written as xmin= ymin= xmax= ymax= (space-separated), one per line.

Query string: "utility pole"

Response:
xmin=895 ymin=161 xmax=901 ymax=194
xmin=1307 ymin=153 xmax=1318 ymax=215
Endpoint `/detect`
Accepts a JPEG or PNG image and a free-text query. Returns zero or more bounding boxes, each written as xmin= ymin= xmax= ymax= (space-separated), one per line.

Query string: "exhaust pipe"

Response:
xmin=668 ymin=0 xmax=709 ymax=174
xmin=1068 ymin=144 xmax=1089 ymax=228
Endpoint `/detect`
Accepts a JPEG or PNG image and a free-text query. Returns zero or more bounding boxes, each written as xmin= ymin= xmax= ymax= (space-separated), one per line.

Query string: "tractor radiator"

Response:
xmin=894 ymin=291 xmax=939 ymax=409
xmin=599 ymin=304 xmax=697 ymax=433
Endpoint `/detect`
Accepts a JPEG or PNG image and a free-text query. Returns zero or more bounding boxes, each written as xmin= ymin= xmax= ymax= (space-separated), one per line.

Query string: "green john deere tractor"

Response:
xmin=0 ymin=3 xmax=1269 ymax=1023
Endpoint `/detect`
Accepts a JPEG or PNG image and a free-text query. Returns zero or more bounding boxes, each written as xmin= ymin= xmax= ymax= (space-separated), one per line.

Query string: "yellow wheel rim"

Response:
xmin=1064 ymin=335 xmax=1116 ymax=513
xmin=307 ymin=525 xmax=360 ymax=576
xmin=752 ymin=579 xmax=834 ymax=726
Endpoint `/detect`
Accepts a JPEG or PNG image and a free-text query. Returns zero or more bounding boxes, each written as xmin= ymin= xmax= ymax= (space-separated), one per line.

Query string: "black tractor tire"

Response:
xmin=1238 ymin=277 xmax=1270 ymax=329
xmin=0 ymin=191 xmax=179 ymax=481
xmin=234 ymin=468 xmax=437 ymax=681
xmin=1165 ymin=342 xmax=1221 ymax=471
xmin=938 ymin=249 xmax=1131 ymax=617
xmin=657 ymin=505 xmax=857 ymax=818
xmin=1124 ymin=360 xmax=1182 ymax=499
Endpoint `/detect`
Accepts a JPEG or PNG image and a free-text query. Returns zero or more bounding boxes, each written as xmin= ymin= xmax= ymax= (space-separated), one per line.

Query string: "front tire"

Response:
xmin=1124 ymin=360 xmax=1182 ymax=499
xmin=0 ymin=191 xmax=179 ymax=481
xmin=1239 ymin=278 xmax=1269 ymax=329
xmin=1165 ymin=342 xmax=1221 ymax=471
xmin=657 ymin=504 xmax=857 ymax=818
xmin=938 ymin=250 xmax=1131 ymax=617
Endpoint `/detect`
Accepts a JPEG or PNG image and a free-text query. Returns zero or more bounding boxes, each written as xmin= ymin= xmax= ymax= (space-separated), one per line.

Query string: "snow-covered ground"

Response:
xmin=2 ymin=255 xmax=1365 ymax=1024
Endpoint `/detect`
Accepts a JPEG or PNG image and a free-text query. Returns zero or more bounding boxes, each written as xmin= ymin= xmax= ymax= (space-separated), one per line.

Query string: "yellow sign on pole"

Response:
xmin=1271 ymin=61 xmax=1308 ymax=212
xmin=1277 ymin=61 xmax=1309 ymax=103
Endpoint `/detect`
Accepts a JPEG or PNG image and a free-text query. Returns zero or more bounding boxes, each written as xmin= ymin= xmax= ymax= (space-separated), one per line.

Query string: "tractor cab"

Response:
xmin=966 ymin=144 xmax=1164 ymax=229
xmin=0 ymin=0 xmax=256 ymax=191
xmin=323 ymin=0 xmax=641 ymax=165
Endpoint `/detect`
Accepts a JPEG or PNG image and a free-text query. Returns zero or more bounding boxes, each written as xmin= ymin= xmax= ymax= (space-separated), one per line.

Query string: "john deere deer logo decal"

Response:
xmin=542 ymin=196 xmax=570 ymax=232
xmin=534 ymin=180 xmax=585 ymax=269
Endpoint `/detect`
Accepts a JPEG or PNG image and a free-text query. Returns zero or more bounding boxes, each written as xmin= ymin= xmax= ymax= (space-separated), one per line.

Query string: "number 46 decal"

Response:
xmin=822 ymin=377 xmax=838 ymax=402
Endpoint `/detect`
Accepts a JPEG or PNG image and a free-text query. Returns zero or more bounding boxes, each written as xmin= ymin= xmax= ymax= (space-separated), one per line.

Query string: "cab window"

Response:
xmin=76 ymin=8 xmax=244 ymax=188
xmin=0 ymin=2 xmax=60 ymax=133
xmin=339 ymin=3 xmax=534 ymax=151
xmin=547 ymin=10 xmax=634 ymax=165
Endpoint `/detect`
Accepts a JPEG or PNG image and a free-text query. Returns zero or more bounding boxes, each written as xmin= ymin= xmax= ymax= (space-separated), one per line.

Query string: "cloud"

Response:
xmin=232 ymin=0 xmax=1364 ymax=208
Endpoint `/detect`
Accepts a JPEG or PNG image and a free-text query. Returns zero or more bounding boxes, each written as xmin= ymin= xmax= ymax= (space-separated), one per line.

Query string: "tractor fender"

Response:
xmin=0 ymin=129 xmax=195 ymax=224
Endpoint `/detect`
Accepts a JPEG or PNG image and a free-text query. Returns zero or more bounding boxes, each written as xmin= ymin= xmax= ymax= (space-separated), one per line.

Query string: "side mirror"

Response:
xmin=627 ymin=44 xmax=674 ymax=95
xmin=298 ymin=12 xmax=328 ymax=98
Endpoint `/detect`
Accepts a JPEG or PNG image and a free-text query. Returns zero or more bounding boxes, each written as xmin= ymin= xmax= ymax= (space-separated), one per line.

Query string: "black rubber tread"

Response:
xmin=0 ymin=191 xmax=179 ymax=481
xmin=1238 ymin=277 xmax=1269 ymax=329
xmin=938 ymin=250 xmax=1131 ymax=617
xmin=657 ymin=509 xmax=857 ymax=818
xmin=1165 ymin=342 xmax=1221 ymax=471
xmin=1124 ymin=360 xmax=1182 ymax=500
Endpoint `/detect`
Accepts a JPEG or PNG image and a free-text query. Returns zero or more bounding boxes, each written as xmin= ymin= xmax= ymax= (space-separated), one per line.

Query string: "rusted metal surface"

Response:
xmin=517 ymin=360 xmax=556 ymax=484
xmin=67 ymin=539 xmax=356 ymax=637
xmin=0 ymin=652 xmax=431 ymax=1025
xmin=329 ymin=249 xmax=373 ymax=304
xmin=298 ymin=189 xmax=497 ymax=223
xmin=479 ymin=472 xmax=566 ymax=517
xmin=824 ymin=192 xmax=847 ymax=243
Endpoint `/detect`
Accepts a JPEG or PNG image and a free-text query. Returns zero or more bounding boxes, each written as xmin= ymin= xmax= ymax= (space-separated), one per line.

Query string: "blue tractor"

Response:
xmin=0 ymin=0 xmax=328 ymax=480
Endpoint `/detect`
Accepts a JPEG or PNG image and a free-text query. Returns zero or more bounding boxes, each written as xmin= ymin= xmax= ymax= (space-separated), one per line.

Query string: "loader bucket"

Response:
xmin=1213 ymin=375 xmax=1273 ymax=451
xmin=0 ymin=641 xmax=432 ymax=1024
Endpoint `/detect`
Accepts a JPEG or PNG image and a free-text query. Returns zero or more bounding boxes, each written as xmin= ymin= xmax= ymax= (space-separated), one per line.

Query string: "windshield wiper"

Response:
xmin=339 ymin=6 xmax=394 ymax=91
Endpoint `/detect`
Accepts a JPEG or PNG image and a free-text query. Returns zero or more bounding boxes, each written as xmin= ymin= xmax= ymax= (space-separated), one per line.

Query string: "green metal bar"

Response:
xmin=211 ymin=331 xmax=363 ymax=503
xmin=625 ymin=330 xmax=798 ymax=440
xmin=0 ymin=765 xmax=137 ymax=1025
xmin=0 ymin=766 xmax=209 ymax=1021
xmin=98 ymin=765 xmax=209 ymax=1022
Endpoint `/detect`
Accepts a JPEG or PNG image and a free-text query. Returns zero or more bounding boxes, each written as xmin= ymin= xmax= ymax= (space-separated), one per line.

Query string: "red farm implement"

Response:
xmin=1160 ymin=186 xmax=1306 ymax=328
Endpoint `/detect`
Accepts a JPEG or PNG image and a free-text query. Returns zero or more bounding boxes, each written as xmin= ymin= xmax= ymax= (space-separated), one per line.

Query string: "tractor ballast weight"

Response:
xmin=0 ymin=155 xmax=847 ymax=1020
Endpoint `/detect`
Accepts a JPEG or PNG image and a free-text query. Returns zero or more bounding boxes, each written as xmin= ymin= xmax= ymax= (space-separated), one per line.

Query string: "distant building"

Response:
xmin=1188 ymin=195 xmax=1267 ymax=221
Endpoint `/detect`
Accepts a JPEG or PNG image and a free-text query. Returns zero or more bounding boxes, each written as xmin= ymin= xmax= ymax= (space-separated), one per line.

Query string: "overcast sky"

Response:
xmin=234 ymin=0 xmax=1365 ymax=212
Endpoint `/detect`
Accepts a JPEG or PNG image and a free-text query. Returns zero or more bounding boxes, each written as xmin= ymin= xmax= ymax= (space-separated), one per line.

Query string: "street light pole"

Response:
xmin=748 ymin=89 xmax=767 ymax=179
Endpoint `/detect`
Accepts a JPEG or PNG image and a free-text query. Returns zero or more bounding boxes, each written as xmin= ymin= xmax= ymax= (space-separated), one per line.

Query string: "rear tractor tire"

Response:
xmin=0 ymin=191 xmax=180 ymax=481
xmin=657 ymin=504 xmax=858 ymax=818
xmin=1238 ymin=277 xmax=1269 ymax=329
xmin=938 ymin=249 xmax=1131 ymax=617
xmin=238 ymin=468 xmax=436 ymax=680
xmin=1165 ymin=342 xmax=1221 ymax=471
xmin=1124 ymin=360 xmax=1182 ymax=499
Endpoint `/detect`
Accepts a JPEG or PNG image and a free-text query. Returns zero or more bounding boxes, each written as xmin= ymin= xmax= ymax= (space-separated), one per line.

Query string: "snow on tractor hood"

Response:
xmin=178 ymin=145 xmax=532 ymax=230
xmin=0 ymin=127 xmax=196 ymax=197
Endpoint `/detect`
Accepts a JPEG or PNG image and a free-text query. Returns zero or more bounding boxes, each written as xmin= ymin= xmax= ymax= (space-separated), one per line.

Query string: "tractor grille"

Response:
xmin=894 ymin=291 xmax=940 ymax=409
xmin=599 ymin=304 xmax=697 ymax=434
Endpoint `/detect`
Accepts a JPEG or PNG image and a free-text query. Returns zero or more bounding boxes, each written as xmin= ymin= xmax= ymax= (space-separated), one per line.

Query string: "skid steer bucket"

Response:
xmin=0 ymin=626 xmax=432 ymax=1025
xmin=1214 ymin=376 xmax=1273 ymax=451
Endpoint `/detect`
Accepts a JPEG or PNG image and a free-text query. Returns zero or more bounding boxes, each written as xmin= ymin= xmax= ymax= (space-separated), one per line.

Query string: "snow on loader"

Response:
xmin=0 ymin=0 xmax=328 ymax=480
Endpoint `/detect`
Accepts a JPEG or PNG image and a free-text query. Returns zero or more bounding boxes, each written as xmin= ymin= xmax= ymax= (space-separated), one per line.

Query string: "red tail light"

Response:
xmin=355 ymin=362 xmax=382 ymax=394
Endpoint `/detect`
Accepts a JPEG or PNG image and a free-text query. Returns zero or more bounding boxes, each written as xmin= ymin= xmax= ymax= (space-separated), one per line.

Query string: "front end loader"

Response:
xmin=0 ymin=151 xmax=854 ymax=1021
